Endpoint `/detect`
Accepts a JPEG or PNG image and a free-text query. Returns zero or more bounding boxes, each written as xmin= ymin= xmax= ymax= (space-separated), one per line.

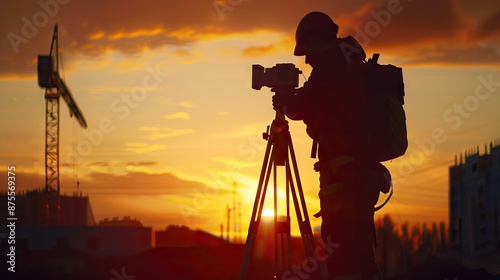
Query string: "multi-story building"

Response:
xmin=449 ymin=141 xmax=500 ymax=258
xmin=0 ymin=189 xmax=151 ymax=256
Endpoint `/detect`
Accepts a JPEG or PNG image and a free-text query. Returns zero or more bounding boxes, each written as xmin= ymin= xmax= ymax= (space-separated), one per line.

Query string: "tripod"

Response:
xmin=238 ymin=106 xmax=322 ymax=279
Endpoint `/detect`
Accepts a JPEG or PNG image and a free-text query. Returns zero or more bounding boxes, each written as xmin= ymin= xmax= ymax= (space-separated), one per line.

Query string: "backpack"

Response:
xmin=363 ymin=53 xmax=408 ymax=162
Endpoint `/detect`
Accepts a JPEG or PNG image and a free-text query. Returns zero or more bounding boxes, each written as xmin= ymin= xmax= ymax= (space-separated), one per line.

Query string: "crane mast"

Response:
xmin=45 ymin=24 xmax=60 ymax=194
xmin=38 ymin=24 xmax=87 ymax=225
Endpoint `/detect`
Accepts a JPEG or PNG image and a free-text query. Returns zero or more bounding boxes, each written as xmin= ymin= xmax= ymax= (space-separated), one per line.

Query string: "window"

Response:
xmin=88 ymin=237 xmax=99 ymax=251
xmin=56 ymin=237 xmax=68 ymax=248
xmin=481 ymin=212 xmax=486 ymax=221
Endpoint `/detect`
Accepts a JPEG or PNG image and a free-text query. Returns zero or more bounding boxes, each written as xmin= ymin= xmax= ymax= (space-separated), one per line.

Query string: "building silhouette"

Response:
xmin=155 ymin=225 xmax=227 ymax=247
xmin=99 ymin=216 xmax=144 ymax=227
xmin=0 ymin=190 xmax=151 ymax=257
xmin=0 ymin=189 xmax=95 ymax=226
xmin=449 ymin=141 xmax=500 ymax=272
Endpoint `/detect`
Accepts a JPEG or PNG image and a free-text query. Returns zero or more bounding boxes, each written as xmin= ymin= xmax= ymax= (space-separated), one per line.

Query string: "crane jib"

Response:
xmin=51 ymin=72 xmax=87 ymax=129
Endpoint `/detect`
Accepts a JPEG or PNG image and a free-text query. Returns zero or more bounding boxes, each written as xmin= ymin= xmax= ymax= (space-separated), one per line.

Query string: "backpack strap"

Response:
xmin=374 ymin=186 xmax=393 ymax=212
xmin=311 ymin=139 xmax=318 ymax=158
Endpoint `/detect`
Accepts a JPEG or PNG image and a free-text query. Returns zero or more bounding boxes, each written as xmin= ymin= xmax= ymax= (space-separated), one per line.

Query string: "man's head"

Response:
xmin=294 ymin=12 xmax=339 ymax=65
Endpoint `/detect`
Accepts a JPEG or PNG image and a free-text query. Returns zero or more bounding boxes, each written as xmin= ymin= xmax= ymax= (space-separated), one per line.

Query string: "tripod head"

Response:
xmin=263 ymin=86 xmax=297 ymax=166
xmin=251 ymin=63 xmax=303 ymax=165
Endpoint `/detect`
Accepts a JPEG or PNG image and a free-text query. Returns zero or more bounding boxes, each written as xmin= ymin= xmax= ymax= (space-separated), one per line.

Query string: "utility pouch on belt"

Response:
xmin=313 ymin=156 xmax=355 ymax=218
xmin=314 ymin=155 xmax=355 ymax=173
xmin=319 ymin=183 xmax=343 ymax=199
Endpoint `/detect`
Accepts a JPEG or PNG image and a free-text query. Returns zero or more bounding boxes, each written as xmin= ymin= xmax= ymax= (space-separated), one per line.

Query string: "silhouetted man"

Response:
xmin=273 ymin=11 xmax=385 ymax=280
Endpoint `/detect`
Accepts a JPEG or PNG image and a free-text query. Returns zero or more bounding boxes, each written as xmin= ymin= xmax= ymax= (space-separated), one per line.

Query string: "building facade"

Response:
xmin=0 ymin=190 xmax=151 ymax=256
xmin=449 ymin=142 xmax=500 ymax=257
xmin=0 ymin=189 xmax=95 ymax=226
xmin=155 ymin=225 xmax=226 ymax=247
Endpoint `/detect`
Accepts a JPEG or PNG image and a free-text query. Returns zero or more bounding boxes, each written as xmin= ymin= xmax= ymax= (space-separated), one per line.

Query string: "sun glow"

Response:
xmin=262 ymin=209 xmax=274 ymax=217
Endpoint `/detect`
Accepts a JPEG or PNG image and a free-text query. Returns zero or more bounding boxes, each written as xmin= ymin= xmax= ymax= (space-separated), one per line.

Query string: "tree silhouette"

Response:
xmin=373 ymin=215 xmax=448 ymax=278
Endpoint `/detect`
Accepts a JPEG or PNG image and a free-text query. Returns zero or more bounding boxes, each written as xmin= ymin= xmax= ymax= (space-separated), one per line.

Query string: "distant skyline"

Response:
xmin=1 ymin=0 xmax=500 ymax=237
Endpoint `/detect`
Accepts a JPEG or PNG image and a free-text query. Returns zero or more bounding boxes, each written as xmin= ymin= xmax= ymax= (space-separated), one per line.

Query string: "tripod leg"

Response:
xmin=286 ymin=133 xmax=327 ymax=279
xmin=288 ymin=139 xmax=315 ymax=238
xmin=239 ymin=114 xmax=325 ymax=279
xmin=274 ymin=160 xmax=292 ymax=276
xmin=238 ymin=135 xmax=275 ymax=280
xmin=286 ymin=159 xmax=315 ymax=254
xmin=274 ymin=163 xmax=279 ymax=275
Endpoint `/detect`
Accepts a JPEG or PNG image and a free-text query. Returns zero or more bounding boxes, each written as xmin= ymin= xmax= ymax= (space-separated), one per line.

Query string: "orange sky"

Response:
xmin=1 ymin=0 xmax=500 ymax=238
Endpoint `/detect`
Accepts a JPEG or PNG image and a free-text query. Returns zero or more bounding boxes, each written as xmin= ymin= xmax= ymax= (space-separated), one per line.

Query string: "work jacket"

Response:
xmin=284 ymin=36 xmax=368 ymax=162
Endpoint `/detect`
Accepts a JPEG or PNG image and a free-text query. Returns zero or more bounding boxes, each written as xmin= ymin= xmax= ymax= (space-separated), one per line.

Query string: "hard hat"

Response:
xmin=294 ymin=11 xmax=338 ymax=56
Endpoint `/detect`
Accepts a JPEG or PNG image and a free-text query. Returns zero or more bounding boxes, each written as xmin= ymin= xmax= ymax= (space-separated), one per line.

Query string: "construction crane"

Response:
xmin=37 ymin=24 xmax=87 ymax=225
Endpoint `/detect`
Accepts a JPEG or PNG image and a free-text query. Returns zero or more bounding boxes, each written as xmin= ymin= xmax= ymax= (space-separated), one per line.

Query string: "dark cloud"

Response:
xmin=337 ymin=0 xmax=469 ymax=47
xmin=333 ymin=0 xmax=500 ymax=65
xmin=80 ymin=171 xmax=205 ymax=195
xmin=0 ymin=0 xmax=373 ymax=76
xmin=0 ymin=170 xmax=226 ymax=228
xmin=391 ymin=43 xmax=500 ymax=66
xmin=0 ymin=170 xmax=217 ymax=196
xmin=0 ymin=171 xmax=45 ymax=193
xmin=478 ymin=10 xmax=500 ymax=38
xmin=0 ymin=0 xmax=499 ymax=77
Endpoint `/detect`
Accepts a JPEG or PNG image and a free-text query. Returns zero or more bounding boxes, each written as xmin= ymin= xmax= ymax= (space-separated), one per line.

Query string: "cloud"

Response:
xmin=138 ymin=126 xmax=161 ymax=132
xmin=240 ymin=36 xmax=294 ymax=57
xmin=0 ymin=170 xmax=234 ymax=229
xmin=164 ymin=112 xmax=190 ymax=119
xmin=338 ymin=0 xmax=470 ymax=47
xmin=147 ymin=129 xmax=195 ymax=140
xmin=177 ymin=101 xmax=197 ymax=108
xmin=86 ymin=161 xmax=159 ymax=167
xmin=477 ymin=10 xmax=500 ymax=39
xmin=0 ymin=171 xmax=45 ymax=192
xmin=88 ymin=86 xmax=132 ymax=94
xmin=241 ymin=44 xmax=275 ymax=57
xmin=76 ymin=171 xmax=233 ymax=202
xmin=335 ymin=0 xmax=500 ymax=65
xmin=84 ymin=171 xmax=205 ymax=195
xmin=125 ymin=142 xmax=167 ymax=153
xmin=212 ymin=156 xmax=260 ymax=169
xmin=390 ymin=43 xmax=500 ymax=66
xmin=0 ymin=170 xmax=207 ymax=196
xmin=88 ymin=161 xmax=111 ymax=167
xmin=136 ymin=126 xmax=195 ymax=140
xmin=125 ymin=161 xmax=158 ymax=166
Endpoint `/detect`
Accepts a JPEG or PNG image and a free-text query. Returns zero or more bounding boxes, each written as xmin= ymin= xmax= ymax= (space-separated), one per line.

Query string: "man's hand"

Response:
xmin=272 ymin=94 xmax=287 ymax=111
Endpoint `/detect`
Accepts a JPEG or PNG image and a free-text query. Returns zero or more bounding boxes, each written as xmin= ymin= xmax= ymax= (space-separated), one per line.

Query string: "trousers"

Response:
xmin=317 ymin=158 xmax=382 ymax=280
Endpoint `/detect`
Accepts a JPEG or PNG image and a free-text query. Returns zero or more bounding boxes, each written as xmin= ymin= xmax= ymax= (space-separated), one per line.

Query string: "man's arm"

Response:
xmin=281 ymin=69 xmax=325 ymax=120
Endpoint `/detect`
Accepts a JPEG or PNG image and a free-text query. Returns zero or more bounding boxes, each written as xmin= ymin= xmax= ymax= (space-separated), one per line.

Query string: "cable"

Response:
xmin=60 ymin=48 xmax=65 ymax=78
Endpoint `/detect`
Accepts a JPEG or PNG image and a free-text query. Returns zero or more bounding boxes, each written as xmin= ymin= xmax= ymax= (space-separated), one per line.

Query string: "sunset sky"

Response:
xmin=1 ymin=0 xmax=499 ymax=239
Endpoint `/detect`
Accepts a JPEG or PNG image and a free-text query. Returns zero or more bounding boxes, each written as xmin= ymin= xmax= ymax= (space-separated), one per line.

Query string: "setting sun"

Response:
xmin=261 ymin=208 xmax=274 ymax=217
